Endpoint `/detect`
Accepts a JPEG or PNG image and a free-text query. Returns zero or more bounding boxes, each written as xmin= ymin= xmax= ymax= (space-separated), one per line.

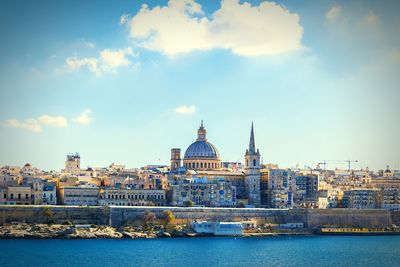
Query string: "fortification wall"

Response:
xmin=306 ymin=209 xmax=391 ymax=228
xmin=0 ymin=205 xmax=395 ymax=229
xmin=0 ymin=205 xmax=109 ymax=225
xmin=109 ymin=207 xmax=291 ymax=227
xmin=390 ymin=210 xmax=400 ymax=226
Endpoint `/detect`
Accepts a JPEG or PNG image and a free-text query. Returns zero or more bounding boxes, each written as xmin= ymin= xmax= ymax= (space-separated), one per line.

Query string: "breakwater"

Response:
xmin=0 ymin=205 xmax=394 ymax=228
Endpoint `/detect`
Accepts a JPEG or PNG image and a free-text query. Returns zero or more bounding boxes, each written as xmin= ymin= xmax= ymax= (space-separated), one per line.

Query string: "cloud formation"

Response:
xmin=66 ymin=47 xmax=135 ymax=75
xmin=326 ymin=4 xmax=341 ymax=21
xmin=6 ymin=115 xmax=68 ymax=133
xmin=38 ymin=115 xmax=68 ymax=128
xmin=175 ymin=105 xmax=196 ymax=114
xmin=122 ymin=0 xmax=303 ymax=56
xmin=73 ymin=109 xmax=93 ymax=125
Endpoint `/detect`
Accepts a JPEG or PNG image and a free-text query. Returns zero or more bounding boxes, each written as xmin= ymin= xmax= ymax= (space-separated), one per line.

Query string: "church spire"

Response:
xmin=249 ymin=122 xmax=256 ymax=153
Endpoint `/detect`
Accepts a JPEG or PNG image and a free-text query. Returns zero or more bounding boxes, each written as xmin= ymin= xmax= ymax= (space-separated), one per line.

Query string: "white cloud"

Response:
xmin=6 ymin=114 xmax=68 ymax=133
xmin=175 ymin=105 xmax=196 ymax=114
xmin=6 ymin=118 xmax=42 ymax=133
xmin=65 ymin=47 xmax=135 ymax=75
xmin=73 ymin=109 xmax=93 ymax=125
xmin=99 ymin=47 xmax=134 ymax=70
xmin=38 ymin=115 xmax=68 ymax=128
xmin=125 ymin=0 xmax=303 ymax=56
xmin=120 ymin=13 xmax=131 ymax=25
xmin=326 ymin=4 xmax=341 ymax=21
xmin=66 ymin=56 xmax=100 ymax=75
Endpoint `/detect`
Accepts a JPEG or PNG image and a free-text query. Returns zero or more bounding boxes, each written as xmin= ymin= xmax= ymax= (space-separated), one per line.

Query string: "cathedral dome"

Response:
xmin=182 ymin=121 xmax=222 ymax=171
xmin=184 ymin=140 xmax=220 ymax=159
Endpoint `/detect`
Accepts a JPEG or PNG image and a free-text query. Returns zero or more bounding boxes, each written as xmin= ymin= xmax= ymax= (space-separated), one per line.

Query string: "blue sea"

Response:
xmin=0 ymin=236 xmax=399 ymax=266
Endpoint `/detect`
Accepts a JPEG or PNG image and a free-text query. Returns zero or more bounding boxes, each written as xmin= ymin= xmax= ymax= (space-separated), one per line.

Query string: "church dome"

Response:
xmin=184 ymin=140 xmax=220 ymax=159
xmin=181 ymin=121 xmax=222 ymax=171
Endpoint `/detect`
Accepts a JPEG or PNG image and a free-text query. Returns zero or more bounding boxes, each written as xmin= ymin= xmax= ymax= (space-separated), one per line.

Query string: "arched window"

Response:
xmin=200 ymin=162 xmax=203 ymax=168
xmin=253 ymin=159 xmax=256 ymax=167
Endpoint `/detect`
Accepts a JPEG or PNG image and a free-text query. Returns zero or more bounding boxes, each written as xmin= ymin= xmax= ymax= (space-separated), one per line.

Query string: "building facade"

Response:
xmin=58 ymin=185 xmax=99 ymax=206
xmin=99 ymin=188 xmax=166 ymax=206
xmin=170 ymin=177 xmax=236 ymax=207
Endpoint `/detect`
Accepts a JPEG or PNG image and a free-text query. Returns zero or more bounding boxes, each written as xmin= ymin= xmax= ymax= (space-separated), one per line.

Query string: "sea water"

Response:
xmin=0 ymin=236 xmax=399 ymax=266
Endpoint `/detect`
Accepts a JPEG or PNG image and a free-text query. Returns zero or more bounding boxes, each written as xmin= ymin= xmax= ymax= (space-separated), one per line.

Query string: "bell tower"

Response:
xmin=170 ymin=148 xmax=181 ymax=171
xmin=245 ymin=123 xmax=261 ymax=206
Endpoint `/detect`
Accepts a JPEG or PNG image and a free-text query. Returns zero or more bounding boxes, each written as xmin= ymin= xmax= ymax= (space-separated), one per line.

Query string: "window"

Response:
xmin=253 ymin=159 xmax=256 ymax=167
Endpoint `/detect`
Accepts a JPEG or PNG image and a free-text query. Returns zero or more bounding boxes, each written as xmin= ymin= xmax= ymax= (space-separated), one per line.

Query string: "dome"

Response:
xmin=181 ymin=121 xmax=222 ymax=171
xmin=184 ymin=140 xmax=220 ymax=159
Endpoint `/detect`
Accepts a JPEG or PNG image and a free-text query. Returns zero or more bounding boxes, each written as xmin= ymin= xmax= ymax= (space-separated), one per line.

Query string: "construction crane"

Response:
xmin=317 ymin=160 xmax=359 ymax=171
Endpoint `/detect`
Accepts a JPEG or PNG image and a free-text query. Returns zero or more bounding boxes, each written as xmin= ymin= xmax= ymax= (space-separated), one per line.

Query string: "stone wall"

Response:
xmin=0 ymin=205 xmax=109 ymax=225
xmin=0 ymin=205 xmax=395 ymax=229
xmin=390 ymin=210 xmax=400 ymax=226
xmin=109 ymin=207 xmax=291 ymax=227
xmin=306 ymin=209 xmax=391 ymax=228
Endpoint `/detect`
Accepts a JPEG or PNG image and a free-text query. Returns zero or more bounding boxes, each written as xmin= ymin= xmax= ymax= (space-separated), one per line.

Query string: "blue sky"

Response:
xmin=0 ymin=0 xmax=399 ymax=171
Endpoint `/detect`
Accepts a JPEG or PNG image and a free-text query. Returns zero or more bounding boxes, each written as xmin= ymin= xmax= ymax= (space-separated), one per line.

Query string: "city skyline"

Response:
xmin=0 ymin=0 xmax=399 ymax=171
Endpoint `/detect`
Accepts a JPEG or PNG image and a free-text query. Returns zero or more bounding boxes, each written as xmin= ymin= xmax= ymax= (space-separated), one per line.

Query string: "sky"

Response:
xmin=0 ymin=0 xmax=399 ymax=171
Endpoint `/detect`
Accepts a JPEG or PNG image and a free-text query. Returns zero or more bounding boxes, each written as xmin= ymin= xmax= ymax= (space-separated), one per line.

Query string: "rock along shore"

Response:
xmin=0 ymin=223 xmax=213 ymax=239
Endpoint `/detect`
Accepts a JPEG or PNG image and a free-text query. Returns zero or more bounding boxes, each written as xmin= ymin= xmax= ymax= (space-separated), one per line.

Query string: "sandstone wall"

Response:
xmin=0 ymin=205 xmax=395 ymax=229
xmin=109 ymin=207 xmax=291 ymax=227
xmin=306 ymin=209 xmax=391 ymax=228
xmin=0 ymin=205 xmax=109 ymax=225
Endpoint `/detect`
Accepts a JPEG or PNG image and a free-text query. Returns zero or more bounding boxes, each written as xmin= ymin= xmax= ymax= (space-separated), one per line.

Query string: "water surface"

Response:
xmin=0 ymin=236 xmax=399 ymax=266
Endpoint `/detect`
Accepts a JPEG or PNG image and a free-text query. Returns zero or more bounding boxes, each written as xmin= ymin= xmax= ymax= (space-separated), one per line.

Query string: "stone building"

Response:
xmin=268 ymin=169 xmax=296 ymax=208
xmin=342 ymin=189 xmax=381 ymax=209
xmin=170 ymin=148 xmax=181 ymax=171
xmin=294 ymin=175 xmax=319 ymax=207
xmin=381 ymin=188 xmax=400 ymax=210
xmin=64 ymin=153 xmax=81 ymax=174
xmin=7 ymin=186 xmax=33 ymax=205
xmin=99 ymin=188 xmax=166 ymax=206
xmin=58 ymin=185 xmax=99 ymax=206
xmin=170 ymin=177 xmax=236 ymax=207
xmin=42 ymin=183 xmax=57 ymax=205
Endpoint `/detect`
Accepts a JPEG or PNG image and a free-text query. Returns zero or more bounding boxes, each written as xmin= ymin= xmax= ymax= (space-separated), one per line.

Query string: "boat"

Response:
xmin=191 ymin=221 xmax=244 ymax=236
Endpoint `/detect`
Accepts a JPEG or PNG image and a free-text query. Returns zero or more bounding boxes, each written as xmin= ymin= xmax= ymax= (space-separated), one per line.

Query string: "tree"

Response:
xmin=143 ymin=210 xmax=156 ymax=226
xmin=42 ymin=207 xmax=53 ymax=224
xmin=184 ymin=200 xmax=193 ymax=207
xmin=161 ymin=210 xmax=175 ymax=227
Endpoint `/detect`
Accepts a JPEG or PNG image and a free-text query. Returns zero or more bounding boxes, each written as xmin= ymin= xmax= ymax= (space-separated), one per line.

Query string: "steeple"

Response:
xmin=197 ymin=120 xmax=207 ymax=141
xmin=249 ymin=122 xmax=256 ymax=154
